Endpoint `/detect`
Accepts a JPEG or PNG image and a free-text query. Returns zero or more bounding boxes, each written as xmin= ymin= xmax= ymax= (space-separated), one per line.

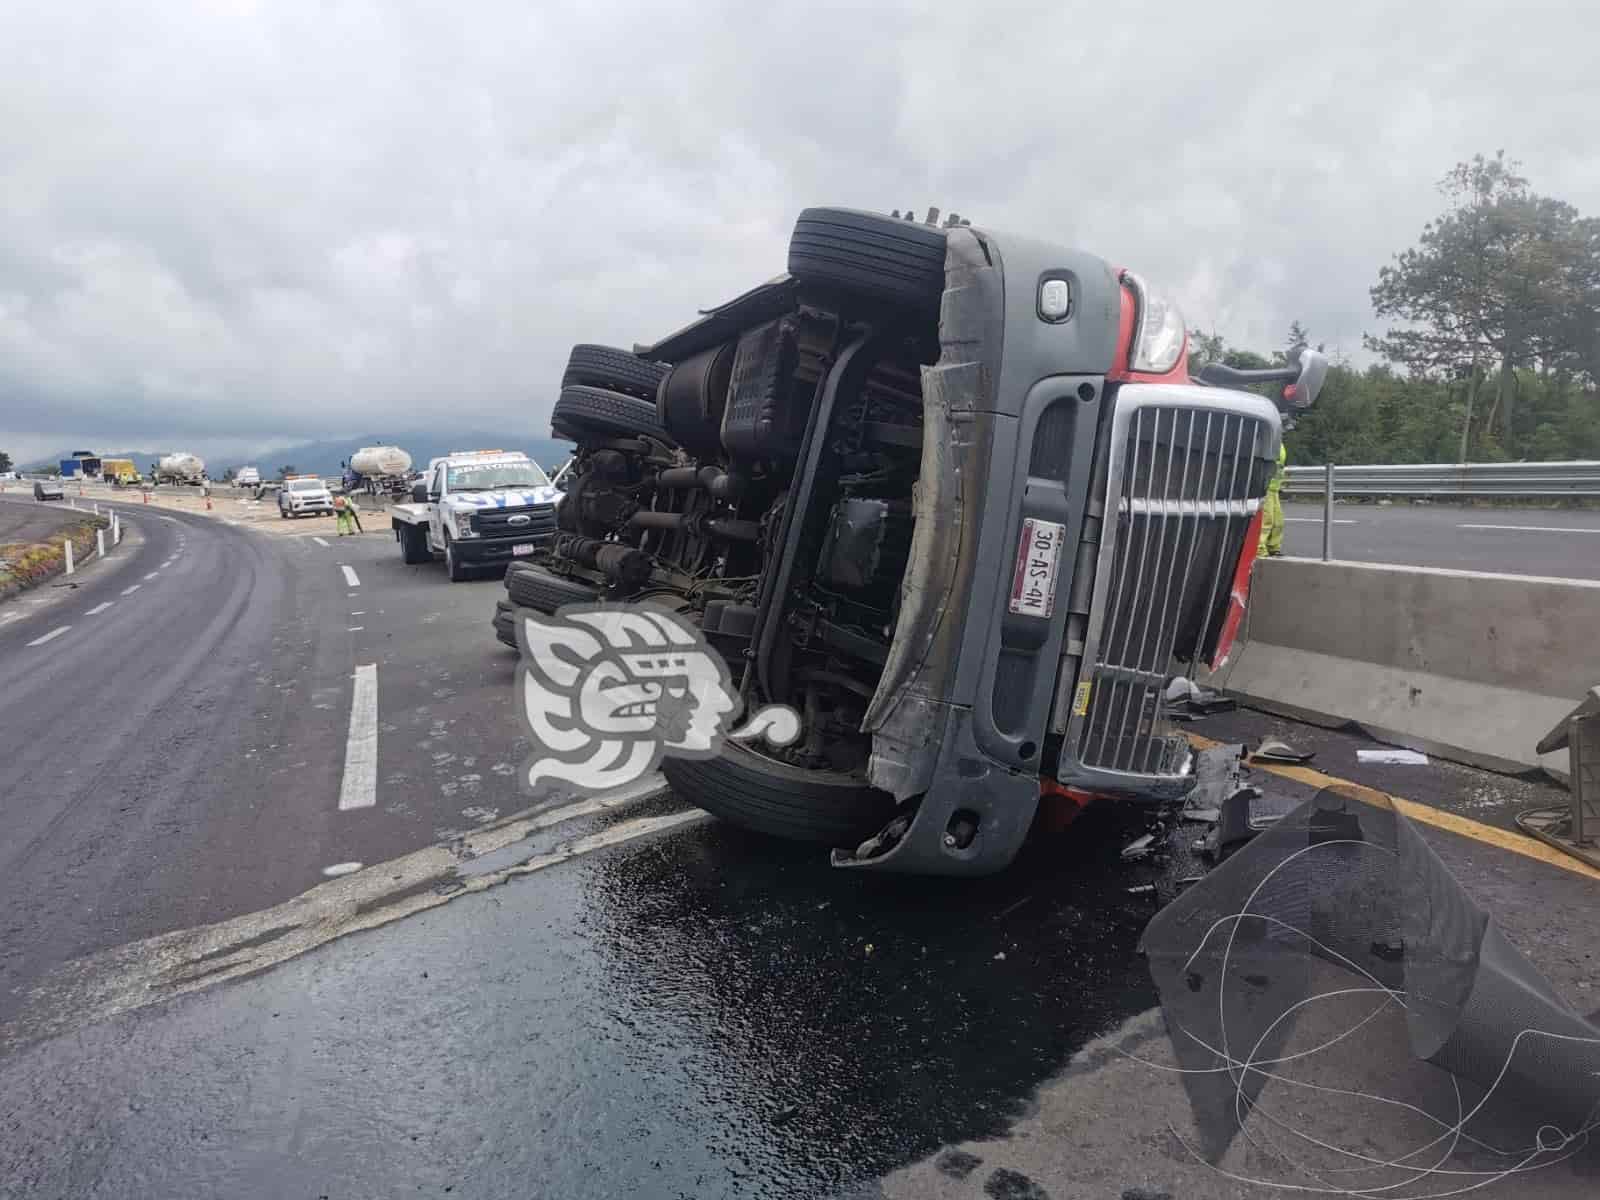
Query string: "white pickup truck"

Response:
xmin=389 ymin=450 xmax=562 ymax=581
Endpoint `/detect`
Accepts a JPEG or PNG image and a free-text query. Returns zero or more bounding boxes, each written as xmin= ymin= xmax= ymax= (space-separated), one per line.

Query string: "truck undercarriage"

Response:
xmin=506 ymin=208 xmax=1321 ymax=875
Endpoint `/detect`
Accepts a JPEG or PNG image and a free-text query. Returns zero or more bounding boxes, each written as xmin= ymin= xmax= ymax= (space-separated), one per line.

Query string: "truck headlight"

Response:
xmin=452 ymin=510 xmax=477 ymax=538
xmin=1123 ymin=272 xmax=1186 ymax=374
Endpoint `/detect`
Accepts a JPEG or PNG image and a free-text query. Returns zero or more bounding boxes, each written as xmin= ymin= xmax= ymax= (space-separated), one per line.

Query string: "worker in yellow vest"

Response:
xmin=334 ymin=492 xmax=364 ymax=537
xmin=1259 ymin=441 xmax=1287 ymax=557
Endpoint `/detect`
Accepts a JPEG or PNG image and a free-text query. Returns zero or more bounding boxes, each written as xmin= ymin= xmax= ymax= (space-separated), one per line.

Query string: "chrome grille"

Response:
xmin=1071 ymin=399 xmax=1270 ymax=785
xmin=472 ymin=504 xmax=558 ymax=538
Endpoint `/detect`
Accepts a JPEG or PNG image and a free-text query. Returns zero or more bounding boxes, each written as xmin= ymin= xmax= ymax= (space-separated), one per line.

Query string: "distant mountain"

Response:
xmin=23 ymin=433 xmax=575 ymax=480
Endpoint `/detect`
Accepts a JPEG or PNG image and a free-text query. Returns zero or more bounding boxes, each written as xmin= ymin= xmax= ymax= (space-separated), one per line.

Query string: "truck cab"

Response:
xmin=390 ymin=451 xmax=561 ymax=581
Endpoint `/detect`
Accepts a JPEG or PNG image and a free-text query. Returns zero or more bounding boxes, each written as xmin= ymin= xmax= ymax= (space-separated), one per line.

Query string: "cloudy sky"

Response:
xmin=3 ymin=0 xmax=1596 ymax=463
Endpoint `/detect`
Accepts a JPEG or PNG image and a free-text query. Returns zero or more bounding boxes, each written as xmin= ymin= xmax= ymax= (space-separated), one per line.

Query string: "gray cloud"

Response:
xmin=3 ymin=0 xmax=1597 ymax=463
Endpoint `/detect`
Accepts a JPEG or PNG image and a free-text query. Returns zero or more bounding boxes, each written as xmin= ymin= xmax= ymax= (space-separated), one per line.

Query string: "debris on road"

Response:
xmin=1251 ymin=736 xmax=1315 ymax=764
xmin=1357 ymin=747 xmax=1429 ymax=764
xmin=1164 ymin=676 xmax=1239 ymax=718
xmin=1120 ymin=834 xmax=1155 ymax=861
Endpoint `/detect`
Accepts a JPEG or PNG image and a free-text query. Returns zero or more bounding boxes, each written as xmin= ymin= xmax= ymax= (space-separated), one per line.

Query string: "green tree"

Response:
xmin=0 ymin=450 xmax=12 ymax=473
xmin=1188 ymin=329 xmax=1227 ymax=371
xmin=1369 ymin=152 xmax=1599 ymax=458
xmin=279 ymin=464 xmax=296 ymax=478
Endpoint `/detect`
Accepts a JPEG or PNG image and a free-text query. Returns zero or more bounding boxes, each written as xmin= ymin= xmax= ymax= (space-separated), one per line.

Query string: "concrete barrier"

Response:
xmin=1207 ymin=557 xmax=1600 ymax=776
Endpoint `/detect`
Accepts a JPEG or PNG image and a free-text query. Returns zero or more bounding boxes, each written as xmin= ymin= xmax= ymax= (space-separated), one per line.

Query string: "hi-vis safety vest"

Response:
xmin=1266 ymin=442 xmax=1287 ymax=494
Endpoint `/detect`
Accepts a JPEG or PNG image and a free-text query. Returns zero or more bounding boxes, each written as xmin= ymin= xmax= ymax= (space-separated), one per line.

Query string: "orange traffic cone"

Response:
xmin=142 ymin=491 xmax=149 ymax=504
xmin=205 ymin=496 xmax=213 ymax=510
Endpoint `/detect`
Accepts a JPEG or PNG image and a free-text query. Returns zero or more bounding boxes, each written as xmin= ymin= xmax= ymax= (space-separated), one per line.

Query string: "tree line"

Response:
xmin=1192 ymin=152 xmax=1600 ymax=465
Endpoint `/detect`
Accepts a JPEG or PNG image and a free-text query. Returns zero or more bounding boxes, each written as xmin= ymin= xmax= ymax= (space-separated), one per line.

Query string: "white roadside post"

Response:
xmin=97 ymin=529 xmax=106 ymax=558
xmin=64 ymin=540 xmax=74 ymax=576
xmin=113 ymin=512 xmax=121 ymax=544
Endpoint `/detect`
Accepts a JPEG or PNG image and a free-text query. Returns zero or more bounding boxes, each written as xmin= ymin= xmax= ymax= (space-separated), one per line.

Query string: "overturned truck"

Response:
xmin=508 ymin=208 xmax=1327 ymax=875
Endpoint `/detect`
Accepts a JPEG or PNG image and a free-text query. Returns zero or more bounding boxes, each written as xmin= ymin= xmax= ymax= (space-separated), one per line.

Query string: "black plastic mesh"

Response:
xmin=1141 ymin=785 xmax=1600 ymax=1166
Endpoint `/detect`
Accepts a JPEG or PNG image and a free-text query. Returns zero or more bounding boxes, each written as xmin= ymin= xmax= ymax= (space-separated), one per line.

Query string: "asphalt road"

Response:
xmin=1280 ymin=500 xmax=1600 ymax=578
xmin=0 ymin=494 xmax=87 ymax=547
xmin=1 ymin=501 xmax=1596 ymax=1199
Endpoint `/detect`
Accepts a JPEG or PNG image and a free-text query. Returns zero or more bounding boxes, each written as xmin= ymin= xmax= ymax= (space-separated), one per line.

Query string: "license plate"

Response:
xmin=1008 ymin=518 xmax=1065 ymax=619
xmin=512 ymin=543 xmax=536 ymax=556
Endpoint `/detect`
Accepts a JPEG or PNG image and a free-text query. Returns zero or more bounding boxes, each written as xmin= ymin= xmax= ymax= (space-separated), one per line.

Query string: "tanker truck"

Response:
xmin=155 ymin=452 xmax=207 ymax=485
xmin=343 ymin=445 xmax=414 ymax=498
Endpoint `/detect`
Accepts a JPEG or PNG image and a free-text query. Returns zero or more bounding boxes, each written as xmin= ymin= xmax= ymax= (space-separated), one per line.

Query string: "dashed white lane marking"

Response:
xmin=0 ymin=612 xmax=25 ymax=627
xmin=350 ymin=611 xmax=365 ymax=616
xmin=1285 ymin=517 xmax=1357 ymax=525
xmin=312 ymin=537 xmax=331 ymax=547
xmin=27 ymin=626 xmax=71 ymax=646
xmin=143 ymin=571 xmax=159 ymax=580
xmin=85 ymin=602 xmax=114 ymax=615
xmin=322 ymin=862 xmax=363 ymax=878
xmin=337 ymin=664 xmax=378 ymax=811
xmin=340 ymin=565 xmax=360 ymax=587
xmin=1458 ymin=522 xmax=1600 ymax=534
xmin=347 ymin=626 xmax=365 ymax=632
xmin=120 ymin=584 xmax=141 ymax=596
xmin=157 ymin=516 xmax=179 ymax=523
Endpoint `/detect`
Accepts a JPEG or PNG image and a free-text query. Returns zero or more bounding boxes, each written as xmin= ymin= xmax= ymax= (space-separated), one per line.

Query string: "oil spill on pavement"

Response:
xmin=0 ymin=800 xmax=1172 ymax=1200
xmin=573 ymin=802 xmax=1166 ymax=1196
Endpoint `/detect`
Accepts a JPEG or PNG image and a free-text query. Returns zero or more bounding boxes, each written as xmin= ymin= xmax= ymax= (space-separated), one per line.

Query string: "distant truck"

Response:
xmin=101 ymin=458 xmax=141 ymax=485
xmin=156 ymin=453 xmax=206 ymax=484
xmin=343 ymin=445 xmax=414 ymax=497
xmin=59 ymin=459 xmax=84 ymax=479
xmin=234 ymin=466 xmax=261 ymax=488
xmin=389 ymin=450 xmax=561 ymax=581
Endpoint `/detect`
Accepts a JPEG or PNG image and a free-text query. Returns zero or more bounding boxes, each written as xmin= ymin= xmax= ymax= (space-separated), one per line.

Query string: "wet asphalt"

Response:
xmin=1 ymin=795 xmax=1175 ymax=1200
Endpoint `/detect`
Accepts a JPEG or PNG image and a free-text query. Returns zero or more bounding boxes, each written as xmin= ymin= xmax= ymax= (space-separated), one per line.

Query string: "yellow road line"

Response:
xmin=1188 ymin=734 xmax=1600 ymax=883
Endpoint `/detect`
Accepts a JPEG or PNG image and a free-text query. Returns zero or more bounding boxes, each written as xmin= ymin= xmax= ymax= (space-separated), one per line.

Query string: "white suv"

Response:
xmin=278 ymin=477 xmax=335 ymax=518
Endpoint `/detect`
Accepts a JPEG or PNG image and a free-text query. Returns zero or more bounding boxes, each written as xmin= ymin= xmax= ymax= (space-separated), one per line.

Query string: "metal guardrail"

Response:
xmin=1282 ymin=460 xmax=1600 ymax=498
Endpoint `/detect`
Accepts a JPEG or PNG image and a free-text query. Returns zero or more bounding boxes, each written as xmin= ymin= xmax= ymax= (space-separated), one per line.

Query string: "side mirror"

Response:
xmin=411 ymin=482 xmax=428 ymax=503
xmin=1282 ymin=346 xmax=1328 ymax=410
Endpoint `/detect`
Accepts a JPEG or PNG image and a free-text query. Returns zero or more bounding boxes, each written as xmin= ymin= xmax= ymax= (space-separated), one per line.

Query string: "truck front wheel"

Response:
xmin=399 ymin=522 xmax=430 ymax=564
xmin=444 ymin=534 xmax=470 ymax=582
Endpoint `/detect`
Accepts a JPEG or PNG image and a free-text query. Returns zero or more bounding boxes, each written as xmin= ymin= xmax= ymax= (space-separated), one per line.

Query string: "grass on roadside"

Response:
xmin=0 ymin=516 xmax=113 ymax=598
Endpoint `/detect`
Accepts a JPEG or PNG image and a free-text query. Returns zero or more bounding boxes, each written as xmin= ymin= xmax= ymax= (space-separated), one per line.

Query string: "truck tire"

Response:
xmin=492 ymin=598 xmax=518 ymax=649
xmin=787 ymin=207 xmax=947 ymax=310
xmin=399 ymin=522 xmax=430 ymax=564
xmin=552 ymin=385 xmax=667 ymax=441
xmin=661 ymin=740 xmax=897 ymax=846
xmin=561 ymin=345 xmax=670 ymax=403
xmin=504 ymin=564 xmax=598 ymax=613
xmin=444 ymin=534 xmax=471 ymax=582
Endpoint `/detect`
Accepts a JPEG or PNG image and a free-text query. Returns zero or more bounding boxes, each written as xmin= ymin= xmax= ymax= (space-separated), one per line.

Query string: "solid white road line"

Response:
xmin=340 ymin=565 xmax=360 ymax=587
xmin=1458 ymin=522 xmax=1600 ymax=534
xmin=120 ymin=584 xmax=141 ymax=596
xmin=337 ymin=664 xmax=379 ymax=811
xmin=27 ymin=626 xmax=71 ymax=646
xmin=157 ymin=515 xmax=179 ymax=523
xmin=85 ymin=602 xmax=114 ymax=615
xmin=1285 ymin=517 xmax=1357 ymax=525
xmin=313 ymin=537 xmax=331 ymax=547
